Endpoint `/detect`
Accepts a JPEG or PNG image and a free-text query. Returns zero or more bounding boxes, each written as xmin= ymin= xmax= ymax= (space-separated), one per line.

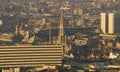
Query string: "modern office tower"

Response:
xmin=100 ymin=13 xmax=120 ymax=34
xmin=114 ymin=13 xmax=120 ymax=33
xmin=100 ymin=13 xmax=107 ymax=34
xmin=108 ymin=13 xmax=114 ymax=34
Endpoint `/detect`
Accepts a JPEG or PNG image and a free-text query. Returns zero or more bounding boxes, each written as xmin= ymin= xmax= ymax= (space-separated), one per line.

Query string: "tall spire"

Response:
xmin=58 ymin=7 xmax=70 ymax=44
xmin=58 ymin=10 xmax=64 ymax=44
xmin=15 ymin=24 xmax=19 ymax=35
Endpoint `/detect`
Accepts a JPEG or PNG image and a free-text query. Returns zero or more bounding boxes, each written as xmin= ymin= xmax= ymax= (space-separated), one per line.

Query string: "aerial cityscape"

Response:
xmin=0 ymin=0 xmax=120 ymax=72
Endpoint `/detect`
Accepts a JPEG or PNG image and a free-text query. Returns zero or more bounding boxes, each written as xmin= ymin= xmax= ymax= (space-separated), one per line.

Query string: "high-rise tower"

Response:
xmin=100 ymin=13 xmax=107 ymax=34
xmin=108 ymin=13 xmax=114 ymax=34
xmin=100 ymin=13 xmax=120 ymax=34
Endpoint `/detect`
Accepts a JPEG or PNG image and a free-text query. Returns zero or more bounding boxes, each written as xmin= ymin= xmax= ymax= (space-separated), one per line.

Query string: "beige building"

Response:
xmin=100 ymin=13 xmax=120 ymax=34
xmin=0 ymin=20 xmax=2 ymax=25
xmin=100 ymin=13 xmax=106 ymax=34
xmin=116 ymin=42 xmax=120 ymax=48
xmin=108 ymin=13 xmax=114 ymax=34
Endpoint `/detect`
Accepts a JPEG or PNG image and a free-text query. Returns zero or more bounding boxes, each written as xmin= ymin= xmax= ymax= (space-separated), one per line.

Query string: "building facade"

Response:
xmin=100 ymin=13 xmax=120 ymax=34
xmin=108 ymin=13 xmax=114 ymax=34
xmin=0 ymin=20 xmax=2 ymax=25
xmin=100 ymin=13 xmax=106 ymax=33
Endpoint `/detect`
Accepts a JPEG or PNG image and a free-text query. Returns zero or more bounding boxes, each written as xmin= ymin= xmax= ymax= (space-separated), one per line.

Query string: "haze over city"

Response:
xmin=0 ymin=0 xmax=120 ymax=72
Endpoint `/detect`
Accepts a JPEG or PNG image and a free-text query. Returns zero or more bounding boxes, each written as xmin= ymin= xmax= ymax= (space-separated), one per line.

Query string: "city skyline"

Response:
xmin=0 ymin=0 xmax=120 ymax=72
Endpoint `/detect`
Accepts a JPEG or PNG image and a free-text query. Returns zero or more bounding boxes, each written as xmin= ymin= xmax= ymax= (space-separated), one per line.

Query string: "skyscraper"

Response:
xmin=108 ymin=13 xmax=114 ymax=34
xmin=100 ymin=13 xmax=107 ymax=34
xmin=100 ymin=13 xmax=120 ymax=34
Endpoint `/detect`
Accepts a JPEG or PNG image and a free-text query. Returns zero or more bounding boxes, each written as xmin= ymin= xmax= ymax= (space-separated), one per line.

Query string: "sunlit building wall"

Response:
xmin=108 ymin=13 xmax=114 ymax=34
xmin=100 ymin=13 xmax=107 ymax=33
xmin=0 ymin=20 xmax=2 ymax=25
xmin=100 ymin=13 xmax=120 ymax=34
